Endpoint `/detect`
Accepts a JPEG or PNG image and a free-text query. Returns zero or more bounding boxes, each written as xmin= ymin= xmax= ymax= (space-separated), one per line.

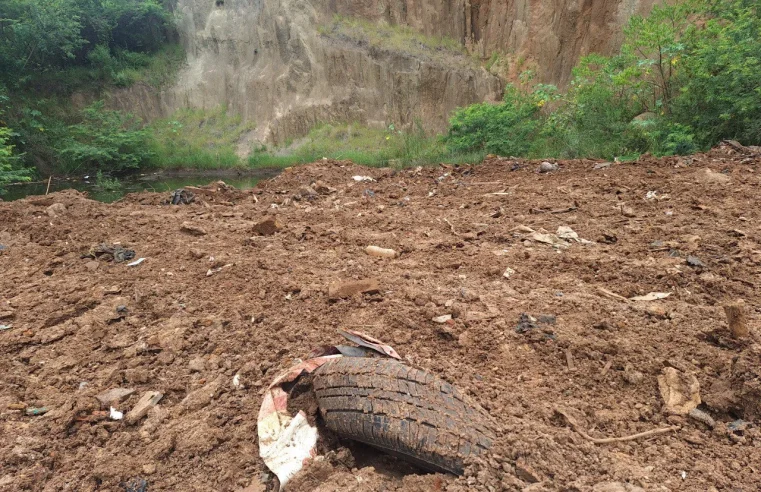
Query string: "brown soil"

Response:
xmin=2 ymin=146 xmax=761 ymax=491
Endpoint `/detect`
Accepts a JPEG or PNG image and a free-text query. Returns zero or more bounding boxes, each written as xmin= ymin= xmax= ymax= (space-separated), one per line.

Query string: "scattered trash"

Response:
xmin=538 ymin=161 xmax=559 ymax=173
xmin=646 ymin=190 xmax=659 ymax=200
xmin=127 ymin=258 xmax=145 ymax=267
xmin=686 ymin=255 xmax=705 ymax=268
xmin=365 ymin=245 xmax=398 ymax=258
xmin=432 ymin=314 xmax=453 ymax=324
xmin=530 ymin=232 xmax=569 ymax=249
xmin=206 ymin=263 xmax=233 ymax=277
xmin=170 ymin=188 xmax=195 ymax=205
xmin=556 ymin=226 xmax=580 ymax=242
xmin=352 ymin=175 xmax=375 ymax=182
xmin=593 ymin=162 xmax=612 ymax=170
xmin=258 ymin=330 xmax=400 ymax=488
xmin=0 ymin=324 xmax=11 ymax=331
xmin=121 ymin=477 xmax=148 ymax=492
xmin=180 ymin=221 xmax=207 ymax=236
xmin=125 ymin=391 xmax=163 ymax=425
xmin=658 ymin=367 xmax=701 ymax=415
xmin=232 ymin=374 xmax=242 ymax=389
xmin=630 ymin=292 xmax=671 ymax=301
xmin=253 ymin=217 xmax=283 ymax=236
xmin=78 ymin=382 xmax=88 ymax=390
xmin=109 ymin=407 xmax=124 ymax=420
xmin=328 ymin=278 xmax=380 ymax=300
xmin=503 ymin=267 xmax=516 ymax=279
xmin=26 ymin=407 xmax=49 ymax=416
xmin=82 ymin=243 xmax=136 ymax=263
xmin=0 ymin=244 xmax=6 ymax=251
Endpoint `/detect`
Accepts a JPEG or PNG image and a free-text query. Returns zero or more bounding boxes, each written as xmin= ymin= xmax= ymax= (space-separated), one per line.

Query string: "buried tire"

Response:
xmin=313 ymin=357 xmax=495 ymax=475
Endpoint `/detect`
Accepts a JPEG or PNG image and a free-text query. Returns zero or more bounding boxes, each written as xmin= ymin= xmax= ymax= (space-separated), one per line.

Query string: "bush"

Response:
xmin=445 ymin=0 xmax=761 ymax=160
xmin=55 ymin=102 xmax=151 ymax=174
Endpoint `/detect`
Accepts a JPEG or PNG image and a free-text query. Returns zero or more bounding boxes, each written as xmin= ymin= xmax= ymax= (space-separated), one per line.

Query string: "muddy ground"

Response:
xmin=1 ymin=145 xmax=761 ymax=491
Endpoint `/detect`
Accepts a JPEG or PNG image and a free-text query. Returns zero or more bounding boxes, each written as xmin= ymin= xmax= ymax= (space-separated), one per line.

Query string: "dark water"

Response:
xmin=2 ymin=169 xmax=282 ymax=203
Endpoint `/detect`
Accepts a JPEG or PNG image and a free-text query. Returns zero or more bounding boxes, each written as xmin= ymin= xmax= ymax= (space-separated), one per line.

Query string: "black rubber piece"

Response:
xmin=313 ymin=357 xmax=495 ymax=475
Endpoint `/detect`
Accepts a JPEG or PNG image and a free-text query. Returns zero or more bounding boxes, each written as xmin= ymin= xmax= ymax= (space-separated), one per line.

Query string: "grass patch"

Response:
xmin=319 ymin=15 xmax=470 ymax=64
xmin=147 ymin=106 xmax=254 ymax=170
xmin=248 ymin=123 xmax=485 ymax=169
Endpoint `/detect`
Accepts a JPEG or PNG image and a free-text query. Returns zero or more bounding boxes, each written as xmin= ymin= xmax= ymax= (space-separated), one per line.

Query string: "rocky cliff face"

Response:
xmin=113 ymin=0 xmax=658 ymax=148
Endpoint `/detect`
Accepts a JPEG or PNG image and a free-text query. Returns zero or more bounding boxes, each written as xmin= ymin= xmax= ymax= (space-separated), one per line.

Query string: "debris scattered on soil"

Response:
xmin=170 ymin=188 xmax=195 ymax=205
xmin=82 ymin=243 xmax=136 ymax=263
xmin=3 ymin=150 xmax=761 ymax=490
xmin=365 ymin=245 xmax=398 ymax=258
xmin=125 ymin=391 xmax=163 ymax=425
xmin=126 ymin=257 xmax=145 ymax=267
xmin=630 ymin=292 xmax=671 ymax=301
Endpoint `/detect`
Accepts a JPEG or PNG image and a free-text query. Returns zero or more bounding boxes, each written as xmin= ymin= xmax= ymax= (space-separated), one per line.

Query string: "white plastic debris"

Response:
xmin=232 ymin=374 xmax=242 ymax=389
xmin=109 ymin=407 xmax=124 ymax=420
xmin=503 ymin=267 xmax=516 ymax=279
xmin=432 ymin=314 xmax=453 ymax=323
xmin=352 ymin=175 xmax=375 ymax=182
xmin=556 ymin=226 xmax=580 ymax=242
xmin=365 ymin=245 xmax=398 ymax=258
xmin=646 ymin=190 xmax=659 ymax=200
xmin=127 ymin=258 xmax=145 ymax=267
xmin=630 ymin=292 xmax=672 ymax=301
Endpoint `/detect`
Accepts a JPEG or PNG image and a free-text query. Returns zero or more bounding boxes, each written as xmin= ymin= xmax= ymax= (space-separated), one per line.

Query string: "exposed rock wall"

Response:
xmin=112 ymin=0 xmax=659 ymax=147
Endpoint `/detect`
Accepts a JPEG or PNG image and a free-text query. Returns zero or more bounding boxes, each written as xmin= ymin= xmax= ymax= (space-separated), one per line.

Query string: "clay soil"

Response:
xmin=2 ymin=145 xmax=761 ymax=491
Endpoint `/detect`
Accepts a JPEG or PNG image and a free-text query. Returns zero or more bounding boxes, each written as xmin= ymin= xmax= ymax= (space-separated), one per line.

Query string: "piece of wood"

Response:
xmin=724 ymin=300 xmax=749 ymax=338
xmin=45 ymin=176 xmax=52 ymax=195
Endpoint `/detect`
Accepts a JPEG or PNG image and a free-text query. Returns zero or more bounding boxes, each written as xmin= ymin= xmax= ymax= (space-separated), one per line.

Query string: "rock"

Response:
xmin=658 ymin=367 xmax=701 ymax=415
xmin=701 ymin=168 xmax=731 ymax=184
xmin=515 ymin=457 xmax=541 ymax=483
xmin=312 ymin=181 xmax=336 ymax=195
xmin=686 ymin=255 xmax=705 ymax=268
xmin=125 ymin=391 xmax=163 ymax=425
xmin=645 ymin=304 xmax=668 ymax=319
xmin=621 ymin=205 xmax=636 ymax=218
xmin=180 ymin=222 xmax=208 ymax=236
xmin=178 ymin=376 xmax=223 ymax=414
xmin=188 ymin=357 xmax=206 ymax=373
xmin=252 ymin=217 xmax=283 ymax=236
xmin=85 ymin=261 xmax=100 ymax=272
xmin=142 ymin=464 xmax=157 ymax=475
xmin=592 ymin=483 xmax=645 ymax=492
xmin=623 ymin=364 xmax=644 ymax=385
xmin=328 ymin=279 xmax=380 ymax=299
xmin=46 ymin=203 xmax=66 ymax=217
xmin=95 ymin=388 xmax=135 ymax=406
xmin=432 ymin=314 xmax=453 ymax=324
xmin=538 ymin=161 xmax=559 ymax=173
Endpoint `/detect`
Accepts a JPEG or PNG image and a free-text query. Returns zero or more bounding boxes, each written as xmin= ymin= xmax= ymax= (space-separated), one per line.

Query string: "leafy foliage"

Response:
xmin=445 ymin=0 xmax=761 ymax=159
xmin=55 ymin=102 xmax=151 ymax=174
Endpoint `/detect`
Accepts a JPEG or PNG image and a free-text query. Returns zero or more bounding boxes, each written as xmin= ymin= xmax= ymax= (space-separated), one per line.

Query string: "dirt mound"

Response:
xmin=2 ymin=149 xmax=761 ymax=491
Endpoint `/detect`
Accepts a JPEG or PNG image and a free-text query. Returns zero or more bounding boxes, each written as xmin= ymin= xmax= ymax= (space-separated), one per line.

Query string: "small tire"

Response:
xmin=313 ymin=357 xmax=495 ymax=475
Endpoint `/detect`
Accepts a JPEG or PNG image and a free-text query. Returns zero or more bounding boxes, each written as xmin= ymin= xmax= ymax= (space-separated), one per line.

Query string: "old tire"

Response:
xmin=313 ymin=357 xmax=495 ymax=475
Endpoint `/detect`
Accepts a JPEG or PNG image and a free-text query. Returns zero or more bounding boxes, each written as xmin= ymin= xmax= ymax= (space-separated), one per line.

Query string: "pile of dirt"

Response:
xmin=1 ymin=149 xmax=761 ymax=491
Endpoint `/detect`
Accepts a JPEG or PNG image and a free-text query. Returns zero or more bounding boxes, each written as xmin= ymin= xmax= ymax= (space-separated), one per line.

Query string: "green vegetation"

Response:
xmin=445 ymin=0 xmax=761 ymax=160
xmin=318 ymin=15 xmax=469 ymax=62
xmin=0 ymin=0 xmax=180 ymax=189
xmin=248 ymin=123 xmax=484 ymax=169
xmin=148 ymin=106 xmax=254 ymax=170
